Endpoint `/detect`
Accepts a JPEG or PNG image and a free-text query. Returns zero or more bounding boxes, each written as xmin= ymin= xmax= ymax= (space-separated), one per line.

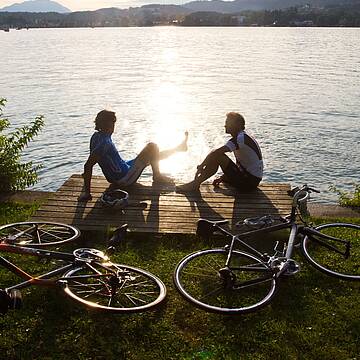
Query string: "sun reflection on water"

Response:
xmin=145 ymin=82 xmax=190 ymax=177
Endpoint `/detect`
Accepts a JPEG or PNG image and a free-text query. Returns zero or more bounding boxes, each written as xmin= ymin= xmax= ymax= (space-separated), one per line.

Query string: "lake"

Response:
xmin=1 ymin=27 xmax=359 ymax=203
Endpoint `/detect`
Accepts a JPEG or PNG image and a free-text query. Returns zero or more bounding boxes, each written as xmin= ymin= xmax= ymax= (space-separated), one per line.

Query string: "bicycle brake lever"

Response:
xmin=308 ymin=187 xmax=320 ymax=193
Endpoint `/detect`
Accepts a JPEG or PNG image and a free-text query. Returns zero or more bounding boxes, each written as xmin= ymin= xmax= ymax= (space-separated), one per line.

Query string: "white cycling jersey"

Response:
xmin=225 ymin=130 xmax=263 ymax=179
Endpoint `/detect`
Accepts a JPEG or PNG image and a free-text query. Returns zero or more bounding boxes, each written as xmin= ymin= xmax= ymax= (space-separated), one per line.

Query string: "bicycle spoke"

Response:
xmin=235 ymin=276 xmax=274 ymax=290
xmin=180 ymin=271 xmax=217 ymax=279
xmin=199 ymin=286 xmax=224 ymax=301
xmin=38 ymin=226 xmax=71 ymax=241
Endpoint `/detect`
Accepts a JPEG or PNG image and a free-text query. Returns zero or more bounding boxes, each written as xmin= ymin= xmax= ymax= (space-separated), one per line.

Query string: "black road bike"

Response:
xmin=174 ymin=185 xmax=359 ymax=314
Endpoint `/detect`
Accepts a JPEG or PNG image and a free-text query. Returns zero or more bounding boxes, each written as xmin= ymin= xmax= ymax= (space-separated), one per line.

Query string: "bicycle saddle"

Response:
xmin=108 ymin=224 xmax=128 ymax=248
xmin=196 ymin=219 xmax=228 ymax=239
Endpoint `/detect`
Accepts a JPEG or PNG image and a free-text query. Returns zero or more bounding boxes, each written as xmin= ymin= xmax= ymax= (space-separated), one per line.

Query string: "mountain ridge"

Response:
xmin=0 ymin=0 xmax=70 ymax=13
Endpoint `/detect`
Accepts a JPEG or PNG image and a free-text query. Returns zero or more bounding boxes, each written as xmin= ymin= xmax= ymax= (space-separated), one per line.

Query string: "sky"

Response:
xmin=0 ymin=0 xmax=190 ymax=11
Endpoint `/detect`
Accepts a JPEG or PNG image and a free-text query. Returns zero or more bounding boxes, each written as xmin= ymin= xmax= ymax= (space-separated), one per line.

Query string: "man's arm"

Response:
xmin=78 ymin=153 xmax=100 ymax=202
xmin=195 ymin=145 xmax=230 ymax=178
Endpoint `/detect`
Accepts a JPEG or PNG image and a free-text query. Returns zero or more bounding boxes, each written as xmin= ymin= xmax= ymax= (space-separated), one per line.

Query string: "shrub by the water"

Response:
xmin=0 ymin=98 xmax=44 ymax=192
xmin=330 ymin=183 xmax=360 ymax=208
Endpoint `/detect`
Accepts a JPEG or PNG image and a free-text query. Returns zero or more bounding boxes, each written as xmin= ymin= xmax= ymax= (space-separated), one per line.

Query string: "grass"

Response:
xmin=0 ymin=203 xmax=359 ymax=359
xmin=0 ymin=202 xmax=39 ymax=225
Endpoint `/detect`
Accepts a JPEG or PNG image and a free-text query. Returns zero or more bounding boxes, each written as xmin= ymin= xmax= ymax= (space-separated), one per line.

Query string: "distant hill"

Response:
xmin=0 ymin=0 xmax=71 ymax=13
xmin=183 ymin=0 xmax=360 ymax=13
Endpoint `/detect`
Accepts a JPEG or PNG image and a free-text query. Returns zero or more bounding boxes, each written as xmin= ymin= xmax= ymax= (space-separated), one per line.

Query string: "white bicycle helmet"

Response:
xmin=100 ymin=190 xmax=129 ymax=209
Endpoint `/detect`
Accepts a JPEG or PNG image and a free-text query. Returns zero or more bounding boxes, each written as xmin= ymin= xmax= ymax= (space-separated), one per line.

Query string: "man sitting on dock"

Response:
xmin=176 ymin=112 xmax=263 ymax=192
xmin=79 ymin=110 xmax=188 ymax=201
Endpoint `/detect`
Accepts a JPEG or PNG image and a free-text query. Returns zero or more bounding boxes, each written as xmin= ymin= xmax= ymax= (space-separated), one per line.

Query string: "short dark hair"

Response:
xmin=226 ymin=112 xmax=245 ymax=130
xmin=94 ymin=110 xmax=116 ymax=131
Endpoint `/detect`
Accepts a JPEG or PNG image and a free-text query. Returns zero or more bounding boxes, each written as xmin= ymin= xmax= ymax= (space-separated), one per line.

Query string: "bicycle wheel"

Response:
xmin=0 ymin=222 xmax=80 ymax=247
xmin=302 ymin=223 xmax=360 ymax=280
xmin=174 ymin=249 xmax=277 ymax=314
xmin=63 ymin=262 xmax=166 ymax=313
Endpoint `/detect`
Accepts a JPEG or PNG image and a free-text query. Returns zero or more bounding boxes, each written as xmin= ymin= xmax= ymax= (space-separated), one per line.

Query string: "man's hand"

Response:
xmin=78 ymin=192 xmax=92 ymax=202
xmin=212 ymin=176 xmax=223 ymax=187
xmin=195 ymin=164 xmax=205 ymax=179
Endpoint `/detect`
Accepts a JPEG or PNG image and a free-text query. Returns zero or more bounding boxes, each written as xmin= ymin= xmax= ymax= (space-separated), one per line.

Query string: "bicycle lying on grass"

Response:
xmin=0 ymin=222 xmax=166 ymax=314
xmin=174 ymin=185 xmax=359 ymax=314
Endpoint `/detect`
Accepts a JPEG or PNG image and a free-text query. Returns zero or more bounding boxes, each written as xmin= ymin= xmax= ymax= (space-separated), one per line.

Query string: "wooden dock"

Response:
xmin=31 ymin=174 xmax=292 ymax=234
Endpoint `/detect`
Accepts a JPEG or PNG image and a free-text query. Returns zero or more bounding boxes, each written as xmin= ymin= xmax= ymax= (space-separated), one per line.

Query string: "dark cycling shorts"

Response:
xmin=222 ymin=158 xmax=261 ymax=191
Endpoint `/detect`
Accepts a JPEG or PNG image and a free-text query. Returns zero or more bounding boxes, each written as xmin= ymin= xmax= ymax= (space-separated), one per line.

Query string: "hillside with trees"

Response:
xmin=0 ymin=1 xmax=359 ymax=28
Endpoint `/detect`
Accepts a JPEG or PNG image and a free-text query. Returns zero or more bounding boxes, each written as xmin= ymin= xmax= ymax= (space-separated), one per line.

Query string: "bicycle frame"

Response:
xmin=212 ymin=220 xmax=296 ymax=267
xmin=0 ymin=242 xmax=77 ymax=290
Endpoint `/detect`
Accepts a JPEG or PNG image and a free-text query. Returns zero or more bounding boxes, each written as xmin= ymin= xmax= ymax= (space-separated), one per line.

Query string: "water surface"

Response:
xmin=1 ymin=27 xmax=359 ymax=203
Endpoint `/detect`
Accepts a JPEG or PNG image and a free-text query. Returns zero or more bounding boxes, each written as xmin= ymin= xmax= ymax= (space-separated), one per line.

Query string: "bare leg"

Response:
xmin=135 ymin=136 xmax=188 ymax=183
xmin=159 ymin=131 xmax=188 ymax=160
xmin=176 ymin=152 xmax=230 ymax=192
xmin=135 ymin=142 xmax=162 ymax=179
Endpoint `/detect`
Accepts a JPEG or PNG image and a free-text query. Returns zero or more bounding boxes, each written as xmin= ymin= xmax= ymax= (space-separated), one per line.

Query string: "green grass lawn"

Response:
xmin=0 ymin=202 xmax=39 ymax=225
xmin=0 ymin=203 xmax=359 ymax=360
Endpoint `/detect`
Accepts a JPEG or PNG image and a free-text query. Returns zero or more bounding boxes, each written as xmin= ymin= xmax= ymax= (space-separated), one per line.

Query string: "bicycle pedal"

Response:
xmin=8 ymin=289 xmax=22 ymax=310
xmin=0 ymin=290 xmax=9 ymax=314
xmin=282 ymin=260 xmax=301 ymax=277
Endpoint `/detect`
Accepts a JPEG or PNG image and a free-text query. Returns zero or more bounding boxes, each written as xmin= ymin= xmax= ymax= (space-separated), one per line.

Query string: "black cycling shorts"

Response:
xmin=222 ymin=158 xmax=261 ymax=191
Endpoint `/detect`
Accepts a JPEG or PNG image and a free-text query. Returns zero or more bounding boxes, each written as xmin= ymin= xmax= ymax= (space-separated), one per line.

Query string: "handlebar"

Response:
xmin=288 ymin=184 xmax=320 ymax=207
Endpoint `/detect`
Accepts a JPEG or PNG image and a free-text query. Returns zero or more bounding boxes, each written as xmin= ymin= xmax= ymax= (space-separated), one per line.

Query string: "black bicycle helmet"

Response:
xmin=100 ymin=189 xmax=129 ymax=209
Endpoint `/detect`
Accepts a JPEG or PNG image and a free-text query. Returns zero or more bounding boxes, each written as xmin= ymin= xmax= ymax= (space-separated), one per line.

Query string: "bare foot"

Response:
xmin=177 ymin=131 xmax=189 ymax=152
xmin=176 ymin=181 xmax=200 ymax=193
xmin=153 ymin=174 xmax=174 ymax=184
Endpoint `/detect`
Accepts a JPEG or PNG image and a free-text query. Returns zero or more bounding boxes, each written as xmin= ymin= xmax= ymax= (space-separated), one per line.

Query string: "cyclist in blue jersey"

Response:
xmin=176 ymin=112 xmax=263 ymax=192
xmin=79 ymin=110 xmax=188 ymax=202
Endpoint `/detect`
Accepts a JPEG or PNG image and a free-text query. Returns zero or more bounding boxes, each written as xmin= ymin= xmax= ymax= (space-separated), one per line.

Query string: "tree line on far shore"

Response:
xmin=1 ymin=3 xmax=360 ymax=28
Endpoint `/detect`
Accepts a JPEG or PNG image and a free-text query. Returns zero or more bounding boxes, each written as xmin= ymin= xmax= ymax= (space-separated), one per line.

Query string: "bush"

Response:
xmin=329 ymin=183 xmax=360 ymax=208
xmin=0 ymin=98 xmax=44 ymax=192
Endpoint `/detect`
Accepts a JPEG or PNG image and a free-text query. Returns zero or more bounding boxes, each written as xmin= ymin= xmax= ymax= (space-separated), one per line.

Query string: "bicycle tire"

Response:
xmin=302 ymin=223 xmax=360 ymax=281
xmin=63 ymin=262 xmax=166 ymax=313
xmin=0 ymin=221 xmax=80 ymax=247
xmin=174 ymin=248 xmax=277 ymax=314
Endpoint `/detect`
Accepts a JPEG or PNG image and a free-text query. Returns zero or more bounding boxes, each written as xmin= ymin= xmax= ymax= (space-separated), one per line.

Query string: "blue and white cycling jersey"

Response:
xmin=90 ymin=132 xmax=134 ymax=183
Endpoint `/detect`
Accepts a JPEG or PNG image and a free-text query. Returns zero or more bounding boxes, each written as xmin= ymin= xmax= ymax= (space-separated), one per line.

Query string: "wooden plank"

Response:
xmin=32 ymin=207 xmax=288 ymax=222
xmin=60 ymin=181 xmax=291 ymax=193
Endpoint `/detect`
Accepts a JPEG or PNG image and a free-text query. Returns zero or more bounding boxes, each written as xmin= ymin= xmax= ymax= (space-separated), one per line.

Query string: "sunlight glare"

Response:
xmin=149 ymin=82 xmax=188 ymax=175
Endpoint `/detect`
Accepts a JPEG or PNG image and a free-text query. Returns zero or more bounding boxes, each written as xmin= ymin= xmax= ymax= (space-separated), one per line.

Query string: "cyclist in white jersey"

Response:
xmin=78 ymin=110 xmax=188 ymax=202
xmin=176 ymin=112 xmax=263 ymax=192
